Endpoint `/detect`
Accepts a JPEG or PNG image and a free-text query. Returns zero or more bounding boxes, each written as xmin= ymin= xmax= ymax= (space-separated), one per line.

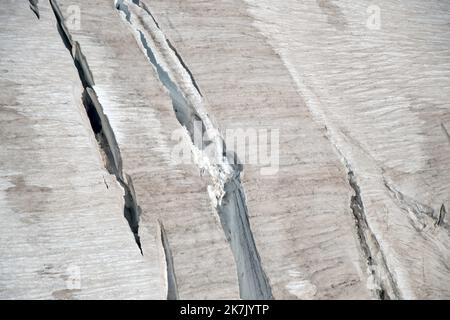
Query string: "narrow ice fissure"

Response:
xmin=347 ymin=169 xmax=400 ymax=299
xmin=278 ymin=55 xmax=401 ymax=299
xmin=50 ymin=0 xmax=143 ymax=254
xmin=29 ymin=0 xmax=40 ymax=19
xmin=116 ymin=0 xmax=272 ymax=299
xmin=157 ymin=220 xmax=179 ymax=300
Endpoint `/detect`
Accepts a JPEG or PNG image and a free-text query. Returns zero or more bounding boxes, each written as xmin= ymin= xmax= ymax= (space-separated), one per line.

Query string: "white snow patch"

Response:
xmin=286 ymin=270 xmax=317 ymax=299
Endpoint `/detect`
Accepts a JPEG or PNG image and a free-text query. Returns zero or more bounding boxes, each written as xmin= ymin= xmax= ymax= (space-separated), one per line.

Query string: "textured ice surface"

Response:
xmin=1 ymin=0 xmax=449 ymax=299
